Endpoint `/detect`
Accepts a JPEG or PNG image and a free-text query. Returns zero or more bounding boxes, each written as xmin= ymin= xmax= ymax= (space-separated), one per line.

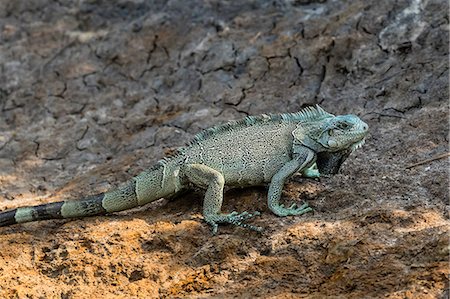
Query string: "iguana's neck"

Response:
xmin=294 ymin=135 xmax=327 ymax=152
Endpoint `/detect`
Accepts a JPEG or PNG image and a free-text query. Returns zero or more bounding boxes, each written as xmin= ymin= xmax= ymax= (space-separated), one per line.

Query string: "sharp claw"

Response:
xmin=289 ymin=203 xmax=297 ymax=209
xmin=298 ymin=202 xmax=309 ymax=209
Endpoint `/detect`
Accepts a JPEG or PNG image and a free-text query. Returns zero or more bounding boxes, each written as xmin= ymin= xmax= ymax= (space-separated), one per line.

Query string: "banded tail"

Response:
xmin=0 ymin=164 xmax=174 ymax=227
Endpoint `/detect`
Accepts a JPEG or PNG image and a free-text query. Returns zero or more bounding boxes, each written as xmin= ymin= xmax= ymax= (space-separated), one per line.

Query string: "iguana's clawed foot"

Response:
xmin=302 ymin=168 xmax=320 ymax=178
xmin=302 ymin=164 xmax=320 ymax=178
xmin=206 ymin=211 xmax=262 ymax=234
xmin=273 ymin=202 xmax=313 ymax=217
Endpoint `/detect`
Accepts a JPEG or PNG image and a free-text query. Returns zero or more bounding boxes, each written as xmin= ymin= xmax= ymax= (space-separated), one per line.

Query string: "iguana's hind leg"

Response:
xmin=183 ymin=164 xmax=261 ymax=234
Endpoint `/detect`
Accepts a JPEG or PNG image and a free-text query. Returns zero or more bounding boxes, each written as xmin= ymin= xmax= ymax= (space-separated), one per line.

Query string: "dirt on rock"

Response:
xmin=0 ymin=0 xmax=448 ymax=298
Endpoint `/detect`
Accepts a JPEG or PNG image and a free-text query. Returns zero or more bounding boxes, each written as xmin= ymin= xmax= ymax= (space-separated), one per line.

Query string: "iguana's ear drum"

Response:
xmin=316 ymin=149 xmax=352 ymax=175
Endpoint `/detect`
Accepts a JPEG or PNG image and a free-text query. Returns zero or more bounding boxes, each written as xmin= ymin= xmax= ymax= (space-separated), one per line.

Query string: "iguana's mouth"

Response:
xmin=333 ymin=130 xmax=367 ymax=151
xmin=351 ymin=137 xmax=366 ymax=152
xmin=349 ymin=121 xmax=368 ymax=151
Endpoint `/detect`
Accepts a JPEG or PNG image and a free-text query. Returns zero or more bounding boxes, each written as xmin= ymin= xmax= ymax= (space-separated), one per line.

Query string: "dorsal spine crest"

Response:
xmin=157 ymin=105 xmax=335 ymax=166
xmin=191 ymin=105 xmax=333 ymax=144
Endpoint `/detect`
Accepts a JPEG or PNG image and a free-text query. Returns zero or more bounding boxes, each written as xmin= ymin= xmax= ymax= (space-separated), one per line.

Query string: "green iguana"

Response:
xmin=0 ymin=105 xmax=368 ymax=233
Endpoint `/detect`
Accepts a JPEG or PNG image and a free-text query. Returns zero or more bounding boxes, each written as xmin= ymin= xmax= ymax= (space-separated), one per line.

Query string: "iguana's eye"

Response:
xmin=329 ymin=129 xmax=335 ymax=136
xmin=338 ymin=122 xmax=350 ymax=129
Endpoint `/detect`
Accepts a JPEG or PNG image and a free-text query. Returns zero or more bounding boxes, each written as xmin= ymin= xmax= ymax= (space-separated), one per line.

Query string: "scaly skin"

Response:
xmin=0 ymin=105 xmax=368 ymax=233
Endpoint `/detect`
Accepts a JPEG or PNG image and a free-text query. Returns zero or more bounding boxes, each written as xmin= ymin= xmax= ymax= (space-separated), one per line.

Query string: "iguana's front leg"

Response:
xmin=268 ymin=148 xmax=315 ymax=216
xmin=183 ymin=164 xmax=261 ymax=234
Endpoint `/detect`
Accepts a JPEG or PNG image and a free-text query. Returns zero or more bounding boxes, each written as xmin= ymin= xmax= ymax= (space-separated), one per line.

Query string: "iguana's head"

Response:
xmin=315 ymin=114 xmax=368 ymax=152
xmin=293 ymin=106 xmax=369 ymax=153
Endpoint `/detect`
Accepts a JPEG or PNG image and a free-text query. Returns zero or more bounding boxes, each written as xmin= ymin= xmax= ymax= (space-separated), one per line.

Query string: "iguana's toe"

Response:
xmin=228 ymin=211 xmax=261 ymax=226
xmin=272 ymin=202 xmax=312 ymax=216
xmin=288 ymin=203 xmax=298 ymax=209
xmin=302 ymin=168 xmax=320 ymax=178
xmin=205 ymin=211 xmax=262 ymax=234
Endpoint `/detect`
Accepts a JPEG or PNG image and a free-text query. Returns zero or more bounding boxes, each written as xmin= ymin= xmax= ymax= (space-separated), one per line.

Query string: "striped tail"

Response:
xmin=0 ymin=159 xmax=180 ymax=227
xmin=0 ymin=179 xmax=143 ymax=227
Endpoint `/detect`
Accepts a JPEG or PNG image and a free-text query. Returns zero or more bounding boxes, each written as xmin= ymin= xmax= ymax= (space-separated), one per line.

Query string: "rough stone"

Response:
xmin=0 ymin=0 xmax=448 ymax=298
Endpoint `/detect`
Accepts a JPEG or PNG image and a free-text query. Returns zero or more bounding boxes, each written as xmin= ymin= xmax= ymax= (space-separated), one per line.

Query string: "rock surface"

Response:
xmin=0 ymin=0 xmax=448 ymax=298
